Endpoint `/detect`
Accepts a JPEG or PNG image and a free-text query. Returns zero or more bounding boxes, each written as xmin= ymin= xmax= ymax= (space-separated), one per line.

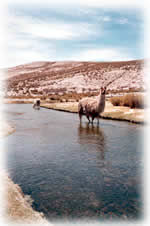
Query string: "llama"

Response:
xmin=33 ymin=99 xmax=40 ymax=110
xmin=78 ymin=87 xmax=106 ymax=124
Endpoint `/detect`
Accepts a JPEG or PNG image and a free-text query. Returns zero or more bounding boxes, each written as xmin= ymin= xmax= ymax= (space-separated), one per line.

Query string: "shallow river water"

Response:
xmin=4 ymin=104 xmax=143 ymax=221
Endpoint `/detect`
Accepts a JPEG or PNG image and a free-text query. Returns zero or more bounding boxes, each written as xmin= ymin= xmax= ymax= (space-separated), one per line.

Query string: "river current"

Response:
xmin=4 ymin=104 xmax=143 ymax=221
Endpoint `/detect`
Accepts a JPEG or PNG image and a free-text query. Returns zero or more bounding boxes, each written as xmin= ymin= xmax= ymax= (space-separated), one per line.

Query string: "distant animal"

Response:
xmin=78 ymin=86 xmax=106 ymax=124
xmin=33 ymin=99 xmax=40 ymax=110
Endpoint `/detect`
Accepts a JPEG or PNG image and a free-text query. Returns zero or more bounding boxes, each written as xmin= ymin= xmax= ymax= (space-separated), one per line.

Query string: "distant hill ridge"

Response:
xmin=5 ymin=59 xmax=144 ymax=98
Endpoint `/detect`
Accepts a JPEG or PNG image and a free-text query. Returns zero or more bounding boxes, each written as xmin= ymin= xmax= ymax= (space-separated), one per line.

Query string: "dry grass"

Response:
xmin=41 ymin=102 xmax=78 ymax=113
xmin=4 ymin=92 xmax=97 ymax=103
xmin=41 ymin=100 xmax=144 ymax=124
xmin=110 ymin=94 xmax=144 ymax=109
xmin=44 ymin=92 xmax=97 ymax=103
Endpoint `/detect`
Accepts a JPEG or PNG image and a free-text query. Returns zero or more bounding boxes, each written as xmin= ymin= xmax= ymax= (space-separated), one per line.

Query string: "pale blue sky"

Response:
xmin=6 ymin=1 xmax=144 ymax=67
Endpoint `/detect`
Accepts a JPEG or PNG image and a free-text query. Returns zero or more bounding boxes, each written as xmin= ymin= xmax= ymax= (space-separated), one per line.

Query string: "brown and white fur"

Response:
xmin=78 ymin=87 xmax=106 ymax=124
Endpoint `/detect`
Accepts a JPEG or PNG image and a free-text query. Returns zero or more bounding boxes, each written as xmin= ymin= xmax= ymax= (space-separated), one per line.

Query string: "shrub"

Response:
xmin=110 ymin=94 xmax=144 ymax=109
xmin=110 ymin=96 xmax=123 ymax=106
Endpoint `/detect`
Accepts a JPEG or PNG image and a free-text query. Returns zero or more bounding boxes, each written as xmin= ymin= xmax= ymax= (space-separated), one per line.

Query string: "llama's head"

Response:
xmin=100 ymin=86 xmax=106 ymax=95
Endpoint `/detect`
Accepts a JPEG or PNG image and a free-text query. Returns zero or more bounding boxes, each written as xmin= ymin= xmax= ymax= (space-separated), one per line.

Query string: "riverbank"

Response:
xmin=0 ymin=122 xmax=15 ymax=138
xmin=2 ymin=172 xmax=49 ymax=224
xmin=1 ymin=122 xmax=51 ymax=225
xmin=3 ymin=98 xmax=145 ymax=124
xmin=40 ymin=101 xmax=144 ymax=124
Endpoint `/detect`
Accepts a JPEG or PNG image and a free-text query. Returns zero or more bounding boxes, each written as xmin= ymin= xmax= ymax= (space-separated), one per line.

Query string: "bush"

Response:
xmin=110 ymin=94 xmax=144 ymax=109
xmin=110 ymin=96 xmax=123 ymax=106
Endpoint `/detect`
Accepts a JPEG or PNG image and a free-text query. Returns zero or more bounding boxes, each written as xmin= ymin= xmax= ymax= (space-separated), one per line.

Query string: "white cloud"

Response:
xmin=117 ymin=18 xmax=129 ymax=24
xmin=8 ymin=14 xmax=101 ymax=41
xmin=26 ymin=22 xmax=97 ymax=40
xmin=5 ymin=32 xmax=57 ymax=67
xmin=5 ymin=48 xmax=52 ymax=68
xmin=69 ymin=48 xmax=133 ymax=62
xmin=4 ymin=2 xmax=141 ymax=68
xmin=4 ymin=47 xmax=133 ymax=68
xmin=103 ymin=16 xmax=111 ymax=22
xmin=7 ymin=0 xmax=144 ymax=9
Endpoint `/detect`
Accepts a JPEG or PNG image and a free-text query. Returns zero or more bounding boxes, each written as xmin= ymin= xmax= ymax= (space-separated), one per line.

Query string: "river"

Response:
xmin=4 ymin=104 xmax=143 ymax=221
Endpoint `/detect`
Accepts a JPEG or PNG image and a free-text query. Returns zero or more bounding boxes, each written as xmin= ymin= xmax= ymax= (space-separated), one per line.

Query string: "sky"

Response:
xmin=3 ymin=0 xmax=145 ymax=67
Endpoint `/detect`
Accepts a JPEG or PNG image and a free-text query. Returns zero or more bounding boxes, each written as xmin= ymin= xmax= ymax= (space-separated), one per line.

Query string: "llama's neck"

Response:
xmin=97 ymin=93 xmax=105 ymax=113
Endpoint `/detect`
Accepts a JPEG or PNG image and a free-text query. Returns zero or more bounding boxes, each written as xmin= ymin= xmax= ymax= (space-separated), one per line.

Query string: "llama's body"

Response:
xmin=78 ymin=97 xmax=92 ymax=123
xmin=78 ymin=87 xmax=106 ymax=124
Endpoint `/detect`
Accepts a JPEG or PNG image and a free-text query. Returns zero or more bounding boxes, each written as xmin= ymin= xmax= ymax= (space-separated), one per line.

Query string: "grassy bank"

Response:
xmin=41 ymin=101 xmax=144 ymax=124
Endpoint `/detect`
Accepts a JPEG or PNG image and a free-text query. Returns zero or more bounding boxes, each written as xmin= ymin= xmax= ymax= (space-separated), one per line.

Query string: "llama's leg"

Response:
xmin=86 ymin=115 xmax=91 ymax=124
xmin=92 ymin=116 xmax=95 ymax=124
xmin=79 ymin=113 xmax=82 ymax=123
xmin=97 ymin=116 xmax=99 ymax=125
xmin=78 ymin=103 xmax=83 ymax=123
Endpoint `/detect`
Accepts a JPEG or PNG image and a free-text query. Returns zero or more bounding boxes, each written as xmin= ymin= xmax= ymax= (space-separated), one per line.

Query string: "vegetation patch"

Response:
xmin=41 ymin=100 xmax=144 ymax=124
xmin=110 ymin=94 xmax=144 ymax=109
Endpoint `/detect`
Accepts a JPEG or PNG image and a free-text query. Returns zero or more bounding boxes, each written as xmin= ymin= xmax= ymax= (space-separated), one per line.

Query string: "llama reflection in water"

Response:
xmin=78 ymin=123 xmax=106 ymax=161
xmin=77 ymin=123 xmax=106 ymax=213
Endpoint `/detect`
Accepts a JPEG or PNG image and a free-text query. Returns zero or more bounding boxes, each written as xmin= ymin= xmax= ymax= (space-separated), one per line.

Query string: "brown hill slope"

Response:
xmin=5 ymin=60 xmax=144 ymax=98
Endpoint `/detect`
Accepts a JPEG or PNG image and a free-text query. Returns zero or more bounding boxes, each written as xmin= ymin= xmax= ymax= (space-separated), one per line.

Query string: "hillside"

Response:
xmin=4 ymin=60 xmax=144 ymax=99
